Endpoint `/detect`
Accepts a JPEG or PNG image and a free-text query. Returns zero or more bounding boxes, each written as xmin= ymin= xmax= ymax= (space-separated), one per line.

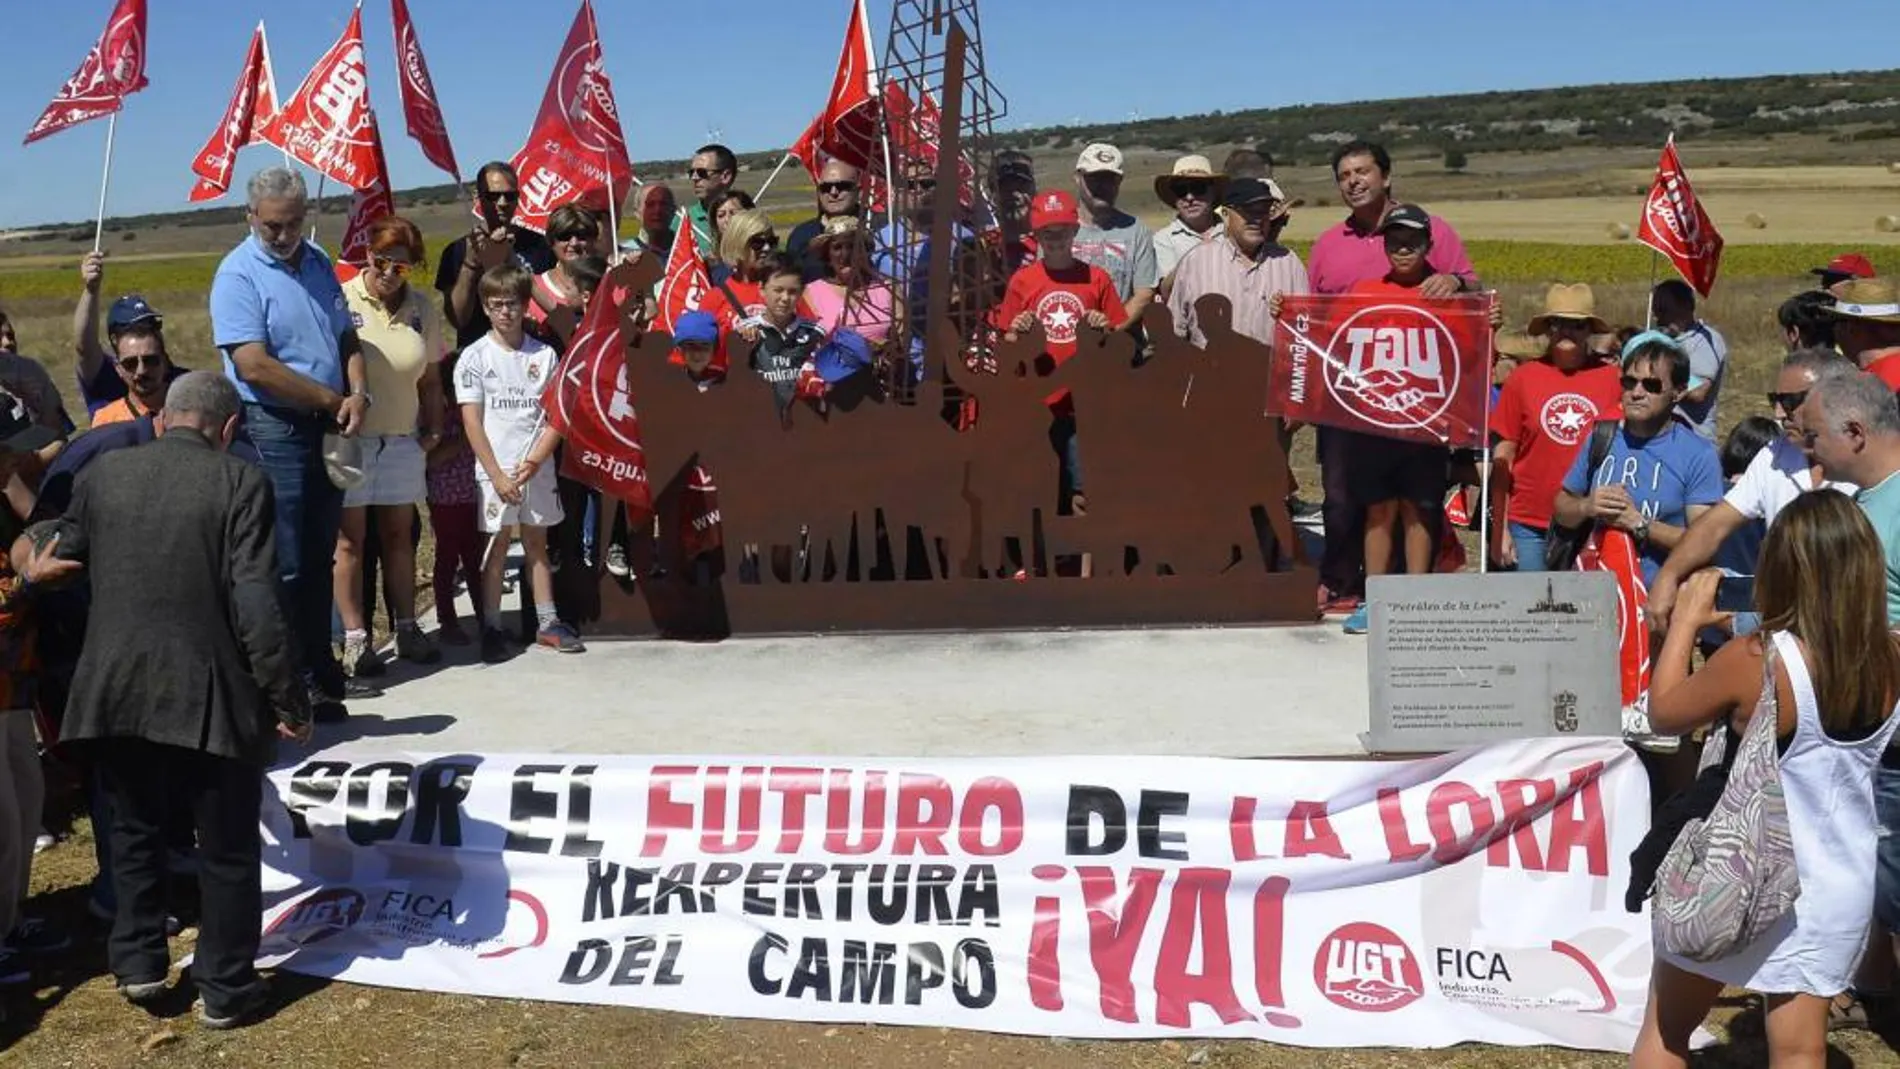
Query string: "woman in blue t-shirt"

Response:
xmin=1553 ymin=334 xmax=1725 ymax=586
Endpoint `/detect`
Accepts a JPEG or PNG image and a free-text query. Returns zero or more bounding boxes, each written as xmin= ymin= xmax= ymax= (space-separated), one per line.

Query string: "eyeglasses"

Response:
xmin=690 ymin=168 xmax=728 ymax=180
xmin=748 ymin=234 xmax=779 ymax=252
xmin=1620 ymin=375 xmax=1667 ymax=394
xmin=818 ymin=181 xmax=858 ymax=195
xmin=483 ymin=299 xmax=524 ymax=315
xmin=1172 ymin=180 xmax=1213 ymax=200
xmin=115 ymin=353 xmax=165 ymax=372
xmin=479 ymin=190 xmax=519 ymax=204
xmin=370 ymin=256 xmax=413 ymax=277
xmin=1768 ymin=390 xmax=1809 ymax=414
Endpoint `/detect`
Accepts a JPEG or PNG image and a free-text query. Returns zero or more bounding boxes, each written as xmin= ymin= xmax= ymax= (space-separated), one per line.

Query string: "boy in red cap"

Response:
xmin=995 ymin=190 xmax=1126 ymax=514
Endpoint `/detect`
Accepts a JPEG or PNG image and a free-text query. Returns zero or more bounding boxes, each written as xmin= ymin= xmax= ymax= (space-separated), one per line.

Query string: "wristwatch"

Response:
xmin=350 ymin=389 xmax=374 ymax=408
xmin=1632 ymin=518 xmax=1652 ymax=544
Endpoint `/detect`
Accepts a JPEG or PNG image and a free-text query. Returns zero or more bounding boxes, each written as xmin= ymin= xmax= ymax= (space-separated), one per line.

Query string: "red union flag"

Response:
xmin=259 ymin=7 xmax=378 ymax=189
xmin=1578 ymin=527 xmax=1651 ymax=707
xmin=390 ymin=0 xmax=458 ymax=180
xmin=657 ymin=214 xmax=711 ymax=334
xmin=336 ymin=110 xmax=393 ymax=267
xmin=544 ymin=273 xmax=652 ymax=512
xmin=187 ymin=23 xmax=281 ymax=203
xmin=1635 ymin=136 xmax=1724 ymax=298
xmin=509 ymin=0 xmax=636 ymax=233
xmin=1270 ymin=293 xmax=1495 ymax=447
xmin=23 ymin=0 xmax=149 ymax=144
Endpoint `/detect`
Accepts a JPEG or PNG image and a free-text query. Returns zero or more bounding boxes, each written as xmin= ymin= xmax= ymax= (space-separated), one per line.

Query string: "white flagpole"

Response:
xmin=755 ymin=152 xmax=797 ymax=199
xmin=92 ymin=112 xmax=120 ymax=253
xmin=310 ymin=173 xmax=326 ymax=242
xmin=605 ymin=149 xmax=621 ymax=250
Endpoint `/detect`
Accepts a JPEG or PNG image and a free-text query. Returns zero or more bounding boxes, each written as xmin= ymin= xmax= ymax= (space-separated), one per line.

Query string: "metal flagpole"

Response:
xmin=310 ymin=174 xmax=326 ymax=243
xmin=92 ymin=113 xmax=120 ymax=253
xmin=604 ymin=149 xmax=621 ymax=250
xmin=755 ymin=152 xmax=797 ymax=199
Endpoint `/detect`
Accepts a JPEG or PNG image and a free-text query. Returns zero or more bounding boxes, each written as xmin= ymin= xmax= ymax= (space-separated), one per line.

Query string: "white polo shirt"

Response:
xmin=1724 ymin=436 xmax=1855 ymax=523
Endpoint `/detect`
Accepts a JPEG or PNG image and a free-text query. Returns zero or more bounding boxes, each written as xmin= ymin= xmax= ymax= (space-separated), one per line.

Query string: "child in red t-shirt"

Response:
xmin=994 ymin=191 xmax=1127 ymax=515
xmin=1491 ymin=285 xmax=1625 ymax=569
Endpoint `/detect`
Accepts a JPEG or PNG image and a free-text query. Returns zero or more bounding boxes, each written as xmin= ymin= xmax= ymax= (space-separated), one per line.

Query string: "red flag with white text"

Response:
xmin=789 ymin=0 xmax=878 ymax=168
xmin=188 ymin=23 xmax=281 ymax=203
xmin=23 ymin=0 xmax=150 ymax=144
xmin=543 ymin=277 xmax=652 ymax=513
xmin=390 ymin=0 xmax=459 ymax=180
xmin=1270 ymin=293 xmax=1496 ymax=447
xmin=258 ymin=7 xmax=379 ymax=189
xmin=508 ymin=0 xmax=636 ymax=233
xmin=336 ymin=110 xmax=394 ymax=267
xmin=1577 ymin=527 xmax=1652 ymax=707
xmin=1635 ymin=136 xmax=1724 ymax=298
xmin=657 ymin=215 xmax=712 ymax=335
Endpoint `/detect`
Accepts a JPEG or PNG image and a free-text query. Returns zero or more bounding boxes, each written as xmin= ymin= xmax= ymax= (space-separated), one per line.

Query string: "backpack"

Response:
xmin=1650 ymin=636 xmax=1800 ymax=962
xmin=1542 ymin=420 xmax=1619 ymax=572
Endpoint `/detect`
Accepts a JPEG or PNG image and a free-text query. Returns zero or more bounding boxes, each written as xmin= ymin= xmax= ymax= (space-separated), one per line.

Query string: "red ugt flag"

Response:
xmin=337 ymin=110 xmax=394 ymax=268
xmin=790 ymin=0 xmax=878 ymax=168
xmin=509 ymin=0 xmax=637 ymax=233
xmin=390 ymin=0 xmax=458 ymax=181
xmin=258 ymin=7 xmax=379 ymax=190
xmin=1270 ymin=292 xmax=1496 ymax=448
xmin=1578 ymin=527 xmax=1652 ymax=707
xmin=188 ymin=22 xmax=281 ymax=203
xmin=543 ymin=276 xmax=653 ymax=512
xmin=23 ymin=0 xmax=149 ymax=144
xmin=657 ymin=215 xmax=712 ymax=335
xmin=1636 ymin=135 xmax=1724 ymax=298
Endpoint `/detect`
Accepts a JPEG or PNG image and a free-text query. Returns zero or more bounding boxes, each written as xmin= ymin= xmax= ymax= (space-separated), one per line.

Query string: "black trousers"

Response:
xmin=95 ymin=738 xmax=264 ymax=1014
xmin=1316 ymin=427 xmax=1367 ymax=597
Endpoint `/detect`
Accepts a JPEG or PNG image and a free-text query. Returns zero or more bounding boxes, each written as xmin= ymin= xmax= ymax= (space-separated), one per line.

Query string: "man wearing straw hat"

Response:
xmin=1152 ymin=155 xmax=1229 ymax=297
xmin=1826 ymin=277 xmax=1900 ymax=389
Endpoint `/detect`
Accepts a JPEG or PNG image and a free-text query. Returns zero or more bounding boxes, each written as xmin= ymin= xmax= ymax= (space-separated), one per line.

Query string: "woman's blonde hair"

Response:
xmin=1756 ymin=489 xmax=1900 ymax=734
xmin=718 ymin=208 xmax=774 ymax=269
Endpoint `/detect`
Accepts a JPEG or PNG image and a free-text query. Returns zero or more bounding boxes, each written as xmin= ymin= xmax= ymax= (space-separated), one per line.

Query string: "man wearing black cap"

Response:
xmin=71 ymin=252 xmax=185 ymax=420
xmin=1167 ymin=177 xmax=1307 ymax=349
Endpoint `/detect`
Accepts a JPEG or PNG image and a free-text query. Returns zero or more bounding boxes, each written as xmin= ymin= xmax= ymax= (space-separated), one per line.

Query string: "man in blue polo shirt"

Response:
xmin=210 ymin=167 xmax=371 ymax=723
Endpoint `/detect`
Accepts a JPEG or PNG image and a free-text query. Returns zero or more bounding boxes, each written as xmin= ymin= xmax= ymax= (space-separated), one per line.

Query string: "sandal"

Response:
xmin=1828 ymin=993 xmax=1870 ymax=1032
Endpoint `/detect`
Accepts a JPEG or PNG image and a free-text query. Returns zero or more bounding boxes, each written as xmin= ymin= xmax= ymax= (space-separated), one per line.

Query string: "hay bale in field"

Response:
xmin=1888 ymin=161 xmax=1900 ymax=175
xmin=1878 ymin=215 xmax=1900 ymax=233
xmin=1606 ymin=222 xmax=1632 ymax=241
xmin=1744 ymin=212 xmax=1768 ymax=229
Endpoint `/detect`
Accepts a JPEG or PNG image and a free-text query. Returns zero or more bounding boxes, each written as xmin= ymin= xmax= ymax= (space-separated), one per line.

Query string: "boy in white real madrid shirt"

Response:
xmin=455 ymin=264 xmax=585 ymax=662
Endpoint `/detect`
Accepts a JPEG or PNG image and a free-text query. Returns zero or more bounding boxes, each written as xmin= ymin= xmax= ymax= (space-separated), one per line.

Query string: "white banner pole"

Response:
xmin=754 ymin=152 xmax=797 ymax=200
xmin=92 ymin=112 xmax=120 ymax=253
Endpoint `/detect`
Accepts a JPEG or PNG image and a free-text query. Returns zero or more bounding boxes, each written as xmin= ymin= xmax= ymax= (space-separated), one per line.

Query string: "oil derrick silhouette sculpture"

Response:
xmin=545 ymin=0 xmax=1313 ymax=637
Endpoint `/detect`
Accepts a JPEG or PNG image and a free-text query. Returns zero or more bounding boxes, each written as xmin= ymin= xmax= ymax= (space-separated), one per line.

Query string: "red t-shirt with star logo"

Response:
xmin=1492 ymin=359 xmax=1624 ymax=528
xmin=995 ymin=261 xmax=1126 ymax=416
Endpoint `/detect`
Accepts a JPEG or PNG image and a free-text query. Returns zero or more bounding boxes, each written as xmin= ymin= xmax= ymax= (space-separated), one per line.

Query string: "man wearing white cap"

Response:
xmin=1152 ymin=155 xmax=1229 ymax=295
xmin=1072 ymin=143 xmax=1159 ymax=345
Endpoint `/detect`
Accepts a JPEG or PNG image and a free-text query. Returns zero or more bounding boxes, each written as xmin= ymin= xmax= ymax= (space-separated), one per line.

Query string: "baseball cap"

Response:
xmin=1811 ymin=252 xmax=1876 ymax=284
xmin=993 ymin=150 xmax=1035 ymax=181
xmin=1220 ymin=177 xmax=1285 ymax=209
xmin=1074 ymin=143 xmax=1124 ymax=175
xmin=1029 ymin=190 xmax=1080 ymax=231
xmin=673 ymin=310 xmax=720 ymax=346
xmin=1377 ymin=205 xmax=1433 ymax=236
xmin=107 ymin=294 xmax=163 ymax=334
xmin=322 ymin=433 xmax=366 ymax=491
xmin=0 ymin=387 xmax=59 ymax=454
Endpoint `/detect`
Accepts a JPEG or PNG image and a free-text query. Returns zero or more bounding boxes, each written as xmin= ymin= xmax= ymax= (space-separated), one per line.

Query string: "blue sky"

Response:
xmin=1 ymin=0 xmax=1895 ymax=229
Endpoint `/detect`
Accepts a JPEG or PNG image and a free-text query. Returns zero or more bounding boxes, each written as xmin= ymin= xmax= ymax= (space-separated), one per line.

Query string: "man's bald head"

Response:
xmin=816 ymin=159 xmax=861 ymax=218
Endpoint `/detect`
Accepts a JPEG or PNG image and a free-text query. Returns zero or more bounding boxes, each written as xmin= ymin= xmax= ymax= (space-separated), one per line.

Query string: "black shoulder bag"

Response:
xmin=1542 ymin=420 xmax=1619 ymax=572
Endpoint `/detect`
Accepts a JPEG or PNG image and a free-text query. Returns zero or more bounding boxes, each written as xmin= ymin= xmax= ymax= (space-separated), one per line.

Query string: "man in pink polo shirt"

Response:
xmin=1304 ymin=140 xmax=1478 ymax=613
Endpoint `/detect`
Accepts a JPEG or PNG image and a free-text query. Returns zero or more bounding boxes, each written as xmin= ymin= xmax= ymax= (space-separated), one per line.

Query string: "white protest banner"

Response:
xmin=260 ymin=739 xmax=1651 ymax=1052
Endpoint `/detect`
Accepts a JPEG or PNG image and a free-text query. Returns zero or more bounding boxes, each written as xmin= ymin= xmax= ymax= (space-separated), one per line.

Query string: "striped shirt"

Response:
xmin=1166 ymin=235 xmax=1310 ymax=350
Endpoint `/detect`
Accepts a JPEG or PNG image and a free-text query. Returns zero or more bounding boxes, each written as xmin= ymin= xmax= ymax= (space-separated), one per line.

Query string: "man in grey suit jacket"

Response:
xmin=14 ymin=371 xmax=310 ymax=1030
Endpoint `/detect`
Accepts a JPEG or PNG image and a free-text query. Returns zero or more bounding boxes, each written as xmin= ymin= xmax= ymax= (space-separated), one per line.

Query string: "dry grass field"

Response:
xmin=3 ymin=143 xmax=1899 ymax=1066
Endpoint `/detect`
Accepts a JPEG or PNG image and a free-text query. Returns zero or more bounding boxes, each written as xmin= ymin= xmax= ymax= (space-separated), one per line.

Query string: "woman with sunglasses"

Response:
xmin=527 ymin=204 xmax=605 ymax=332
xmin=1553 ymin=332 xmax=1723 ymax=589
xmin=702 ymin=209 xmax=815 ymax=355
xmin=334 ymin=215 xmax=447 ymax=677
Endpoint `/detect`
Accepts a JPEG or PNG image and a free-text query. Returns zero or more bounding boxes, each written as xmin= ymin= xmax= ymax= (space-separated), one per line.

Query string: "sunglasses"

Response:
xmin=1620 ymin=375 xmax=1667 ymax=394
xmin=748 ymin=234 xmax=779 ymax=252
xmin=479 ymin=190 xmax=518 ymax=203
xmin=1768 ymin=389 xmax=1809 ymax=413
xmin=690 ymin=168 xmax=728 ymax=180
xmin=818 ymin=181 xmax=858 ymax=195
xmin=549 ymin=230 xmax=594 ymax=245
xmin=907 ymin=177 xmax=938 ymax=192
xmin=116 ymin=353 xmax=165 ymax=372
xmin=1172 ymin=180 xmax=1213 ymax=200
xmin=370 ymin=256 xmax=413 ymax=276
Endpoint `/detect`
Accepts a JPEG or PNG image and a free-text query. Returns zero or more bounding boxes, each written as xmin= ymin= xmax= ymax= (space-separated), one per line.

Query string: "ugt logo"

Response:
xmin=1324 ymin=305 xmax=1461 ymax=435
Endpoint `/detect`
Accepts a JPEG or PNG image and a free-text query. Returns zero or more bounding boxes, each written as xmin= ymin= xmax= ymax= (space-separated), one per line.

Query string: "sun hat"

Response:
xmin=1152 ymin=155 xmax=1229 ymax=206
xmin=1824 ymin=277 xmax=1900 ymax=323
xmin=806 ymin=214 xmax=863 ymax=258
xmin=1527 ymin=283 xmax=1612 ymax=336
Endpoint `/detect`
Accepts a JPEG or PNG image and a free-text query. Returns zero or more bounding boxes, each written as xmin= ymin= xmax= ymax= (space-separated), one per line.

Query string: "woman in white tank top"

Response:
xmin=1633 ymin=490 xmax=1900 ymax=1067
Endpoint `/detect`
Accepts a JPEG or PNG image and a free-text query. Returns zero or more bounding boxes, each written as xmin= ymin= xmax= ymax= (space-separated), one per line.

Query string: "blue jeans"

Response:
xmin=1049 ymin=414 xmax=1083 ymax=514
xmin=1876 ymin=762 xmax=1900 ymax=931
xmin=243 ymin=403 xmax=345 ymax=698
xmin=1508 ymin=522 xmax=1548 ymax=572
